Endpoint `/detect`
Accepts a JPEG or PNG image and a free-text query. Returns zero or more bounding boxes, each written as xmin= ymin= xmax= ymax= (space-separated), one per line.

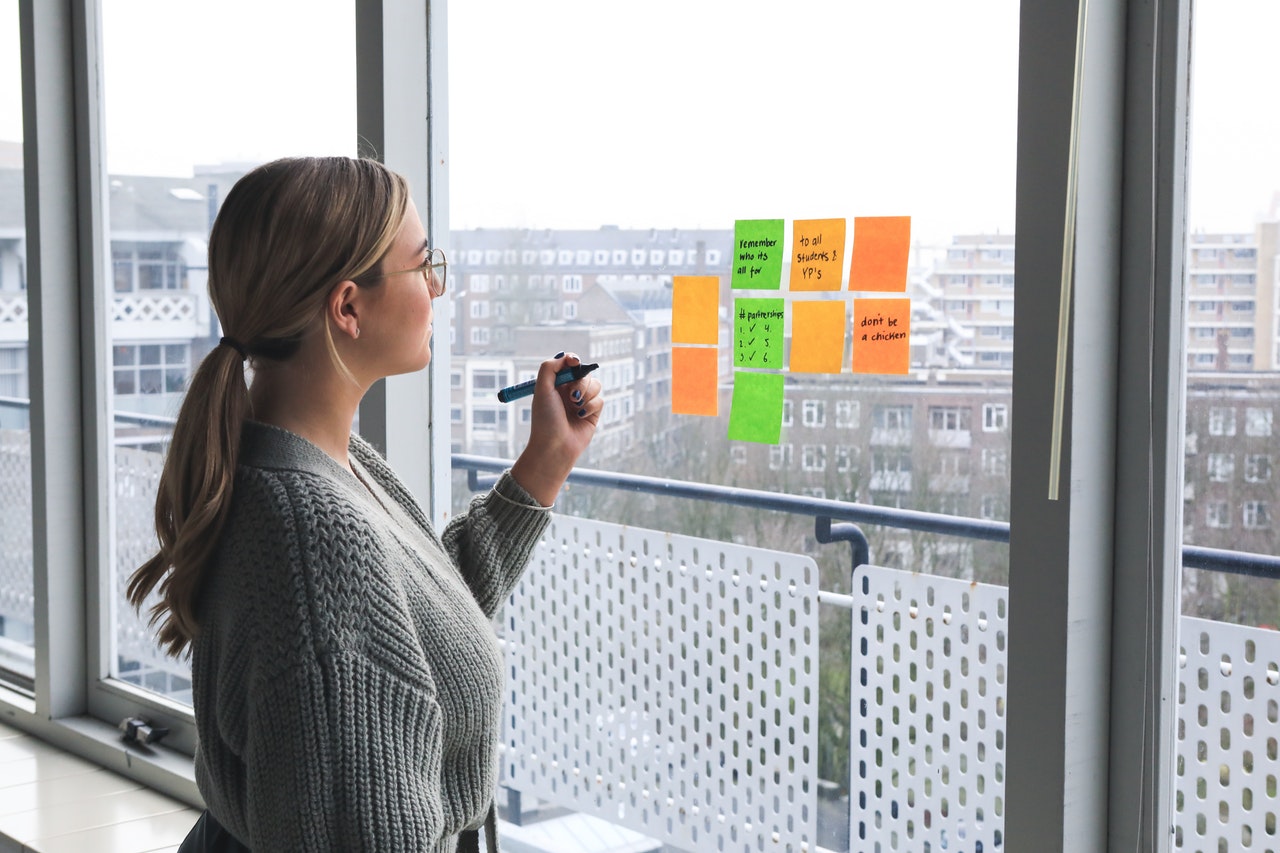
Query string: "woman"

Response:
xmin=128 ymin=156 xmax=600 ymax=852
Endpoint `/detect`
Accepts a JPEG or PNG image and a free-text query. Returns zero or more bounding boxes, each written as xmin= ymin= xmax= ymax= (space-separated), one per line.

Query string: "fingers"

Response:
xmin=565 ymin=377 xmax=603 ymax=421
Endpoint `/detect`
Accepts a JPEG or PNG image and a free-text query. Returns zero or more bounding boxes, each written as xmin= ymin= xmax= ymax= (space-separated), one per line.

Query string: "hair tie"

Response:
xmin=219 ymin=336 xmax=249 ymax=360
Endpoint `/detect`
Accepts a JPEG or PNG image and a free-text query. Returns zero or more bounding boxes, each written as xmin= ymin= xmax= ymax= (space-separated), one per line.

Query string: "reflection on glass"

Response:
xmin=0 ymin=0 xmax=33 ymax=692
xmin=102 ymin=0 xmax=355 ymax=704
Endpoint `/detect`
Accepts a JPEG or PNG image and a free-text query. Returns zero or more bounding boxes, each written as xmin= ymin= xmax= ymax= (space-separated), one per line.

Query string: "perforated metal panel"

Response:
xmin=850 ymin=565 xmax=1008 ymax=852
xmin=502 ymin=515 xmax=821 ymax=852
xmin=1176 ymin=615 xmax=1280 ymax=853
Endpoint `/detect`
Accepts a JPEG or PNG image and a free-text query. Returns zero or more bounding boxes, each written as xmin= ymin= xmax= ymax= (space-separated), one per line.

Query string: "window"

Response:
xmin=801 ymin=445 xmax=826 ymax=472
xmin=1244 ymin=454 xmax=1271 ymax=483
xmin=835 ymin=445 xmax=857 ymax=472
xmin=469 ymin=300 xmax=490 ymax=318
xmin=470 ymin=274 xmax=490 ymax=293
xmin=112 ymin=343 xmax=190 ymax=397
xmin=781 ymin=399 xmax=793 ymax=428
xmin=929 ymin=406 xmax=971 ymax=431
xmin=730 ymin=445 xmax=747 ymax=465
xmin=983 ymin=403 xmax=1008 ymax=431
xmin=1207 ymin=453 xmax=1235 ymax=482
xmin=563 ymin=275 xmax=583 ymax=293
xmin=1245 ymin=407 xmax=1272 ymax=437
xmin=1208 ymin=407 xmax=1237 ymax=436
xmin=802 ymin=400 xmax=826 ymax=428
xmin=768 ymin=444 xmax=793 ymax=471
xmin=564 ymin=302 xmax=578 ymax=320
xmin=982 ymin=448 xmax=1008 ymax=476
xmin=470 ymin=327 xmax=490 ymax=345
xmin=0 ymin=345 xmax=28 ymax=398
xmin=873 ymin=405 xmax=912 ymax=431
xmin=1243 ymin=501 xmax=1270 ymax=530
xmin=1206 ymin=501 xmax=1230 ymax=529
xmin=980 ymin=495 xmax=1008 ymax=521
xmin=835 ymin=400 xmax=859 ymax=429
xmin=111 ymin=243 xmax=186 ymax=292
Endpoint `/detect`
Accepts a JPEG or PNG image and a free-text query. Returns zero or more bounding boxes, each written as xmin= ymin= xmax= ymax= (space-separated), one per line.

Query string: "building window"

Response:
xmin=112 ymin=243 xmax=185 ymax=292
xmin=929 ymin=406 xmax=971 ymax=431
xmin=801 ymin=445 xmax=827 ymax=472
xmin=936 ymin=452 xmax=970 ymax=476
xmin=450 ymin=370 xmax=463 ymax=389
xmin=1244 ymin=501 xmax=1271 ymax=530
xmin=768 ymin=444 xmax=793 ymax=470
xmin=835 ymin=445 xmax=857 ymax=472
xmin=112 ymin=343 xmax=189 ymax=395
xmin=470 ymin=274 xmax=490 ymax=293
xmin=470 ymin=300 xmax=490 ymax=319
xmin=802 ymin=400 xmax=826 ymax=428
xmin=980 ymin=495 xmax=1008 ymax=521
xmin=450 ymin=407 xmax=462 ymax=424
xmin=0 ymin=346 xmax=28 ymax=397
xmin=1245 ymin=407 xmax=1273 ymax=437
xmin=1245 ymin=454 xmax=1271 ymax=483
xmin=835 ymin=400 xmax=859 ymax=429
xmin=472 ymin=408 xmax=509 ymax=429
xmin=730 ymin=445 xmax=748 ymax=465
xmin=470 ymin=327 xmax=490 ymax=345
xmin=1206 ymin=501 xmax=1230 ymax=528
xmin=982 ymin=448 xmax=1008 ymax=476
xmin=782 ymin=400 xmax=794 ymax=428
xmin=874 ymin=405 xmax=912 ymax=431
xmin=983 ymin=403 xmax=1009 ymax=431
xmin=563 ymin=275 xmax=583 ymax=293
xmin=1207 ymin=452 xmax=1235 ymax=482
xmin=1208 ymin=407 xmax=1237 ymax=436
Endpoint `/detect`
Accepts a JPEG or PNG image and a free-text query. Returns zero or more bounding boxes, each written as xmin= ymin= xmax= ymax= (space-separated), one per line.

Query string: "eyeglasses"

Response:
xmin=374 ymin=247 xmax=447 ymax=297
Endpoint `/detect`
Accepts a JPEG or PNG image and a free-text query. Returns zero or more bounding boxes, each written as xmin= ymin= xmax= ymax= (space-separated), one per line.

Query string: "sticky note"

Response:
xmin=672 ymin=347 xmax=719 ymax=416
xmin=849 ymin=216 xmax=911 ymax=292
xmin=731 ymin=219 xmax=784 ymax=289
xmin=734 ymin=298 xmax=785 ymax=369
xmin=789 ymin=218 xmax=846 ymax=291
xmin=790 ymin=300 xmax=846 ymax=374
xmin=852 ymin=298 xmax=911 ymax=374
xmin=672 ymin=276 xmax=720 ymax=345
xmin=728 ymin=371 xmax=785 ymax=444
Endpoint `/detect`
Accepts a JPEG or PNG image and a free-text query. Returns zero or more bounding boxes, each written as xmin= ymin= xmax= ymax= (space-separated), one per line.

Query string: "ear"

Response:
xmin=326 ymin=279 xmax=361 ymax=341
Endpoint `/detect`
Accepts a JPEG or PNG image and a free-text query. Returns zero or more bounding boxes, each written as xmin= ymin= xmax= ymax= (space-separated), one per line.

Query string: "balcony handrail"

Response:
xmin=452 ymin=452 xmax=1280 ymax=581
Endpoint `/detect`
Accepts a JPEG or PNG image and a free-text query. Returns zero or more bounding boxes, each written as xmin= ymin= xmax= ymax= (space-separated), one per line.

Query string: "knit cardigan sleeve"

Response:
xmin=350 ymin=436 xmax=552 ymax=616
xmin=197 ymin=467 xmax=451 ymax=851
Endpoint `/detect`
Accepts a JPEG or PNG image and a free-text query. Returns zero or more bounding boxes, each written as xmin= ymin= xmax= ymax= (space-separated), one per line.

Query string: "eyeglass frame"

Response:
xmin=362 ymin=247 xmax=447 ymax=297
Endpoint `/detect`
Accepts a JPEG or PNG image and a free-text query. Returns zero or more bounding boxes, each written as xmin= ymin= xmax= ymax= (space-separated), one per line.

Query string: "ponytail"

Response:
xmin=126 ymin=155 xmax=410 ymax=658
xmin=126 ymin=342 xmax=251 ymax=657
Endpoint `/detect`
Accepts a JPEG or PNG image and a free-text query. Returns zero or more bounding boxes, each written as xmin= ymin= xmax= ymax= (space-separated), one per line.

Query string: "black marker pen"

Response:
xmin=497 ymin=363 xmax=599 ymax=403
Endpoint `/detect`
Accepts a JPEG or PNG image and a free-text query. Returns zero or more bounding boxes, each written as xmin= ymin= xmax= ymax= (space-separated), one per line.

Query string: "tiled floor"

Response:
xmin=0 ymin=721 xmax=199 ymax=853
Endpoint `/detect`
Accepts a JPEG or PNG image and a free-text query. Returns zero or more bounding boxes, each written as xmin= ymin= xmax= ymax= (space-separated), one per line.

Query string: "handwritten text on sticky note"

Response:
xmin=789 ymin=218 xmax=845 ymax=291
xmin=734 ymin=298 xmax=785 ymax=368
xmin=852 ymin=297 xmax=911 ymax=374
xmin=731 ymin=219 xmax=784 ymax=289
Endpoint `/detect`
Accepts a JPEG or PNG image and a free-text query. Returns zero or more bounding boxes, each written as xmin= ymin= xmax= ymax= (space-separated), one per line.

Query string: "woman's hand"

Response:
xmin=510 ymin=352 xmax=602 ymax=506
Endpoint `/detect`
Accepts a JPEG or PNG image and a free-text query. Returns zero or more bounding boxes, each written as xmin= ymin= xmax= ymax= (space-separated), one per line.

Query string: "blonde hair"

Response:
xmin=127 ymin=156 xmax=410 ymax=657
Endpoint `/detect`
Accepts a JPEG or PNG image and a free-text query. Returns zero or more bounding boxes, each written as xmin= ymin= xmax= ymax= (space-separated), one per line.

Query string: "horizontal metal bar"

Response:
xmin=454 ymin=453 xmax=1280 ymax=582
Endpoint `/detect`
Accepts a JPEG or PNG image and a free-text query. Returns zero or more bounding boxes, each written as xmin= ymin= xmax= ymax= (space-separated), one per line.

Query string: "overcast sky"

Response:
xmin=1 ymin=0 xmax=1276 ymax=241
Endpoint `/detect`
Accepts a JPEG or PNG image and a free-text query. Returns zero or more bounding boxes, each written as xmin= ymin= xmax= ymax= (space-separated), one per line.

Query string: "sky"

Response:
xmin=0 ymin=0 xmax=1277 ymax=242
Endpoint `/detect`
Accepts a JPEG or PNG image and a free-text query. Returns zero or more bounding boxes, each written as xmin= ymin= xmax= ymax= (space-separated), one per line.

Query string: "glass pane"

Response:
xmin=449 ymin=1 xmax=1018 ymax=847
xmin=102 ymin=0 xmax=355 ymax=705
xmin=1178 ymin=3 xmax=1280 ymax=851
xmin=0 ymin=0 xmax=33 ymax=693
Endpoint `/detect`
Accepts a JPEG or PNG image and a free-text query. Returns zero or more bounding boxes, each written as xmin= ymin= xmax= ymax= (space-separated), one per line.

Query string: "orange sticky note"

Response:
xmin=790 ymin=300 xmax=845 ymax=374
xmin=849 ymin=216 xmax=911 ymax=292
xmin=672 ymin=346 xmax=719 ymax=415
xmin=672 ymin=276 xmax=720 ymax=344
xmin=852 ymin=298 xmax=911 ymax=374
xmin=789 ymin=218 xmax=846 ymax=291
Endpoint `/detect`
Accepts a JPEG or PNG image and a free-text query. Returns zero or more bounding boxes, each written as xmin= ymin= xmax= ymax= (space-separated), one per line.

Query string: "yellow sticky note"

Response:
xmin=790 ymin=300 xmax=845 ymax=374
xmin=672 ymin=276 xmax=720 ymax=345
xmin=672 ymin=347 xmax=719 ymax=416
xmin=789 ymin=218 xmax=846 ymax=291
xmin=849 ymin=216 xmax=911 ymax=292
xmin=852 ymin=298 xmax=911 ymax=374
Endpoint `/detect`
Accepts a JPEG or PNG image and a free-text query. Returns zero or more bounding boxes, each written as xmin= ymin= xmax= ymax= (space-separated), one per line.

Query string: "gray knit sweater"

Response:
xmin=191 ymin=421 xmax=551 ymax=851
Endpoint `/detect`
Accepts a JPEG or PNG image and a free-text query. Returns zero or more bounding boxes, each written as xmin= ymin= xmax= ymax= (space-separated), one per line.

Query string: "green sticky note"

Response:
xmin=728 ymin=371 xmax=785 ymax=444
xmin=731 ymin=219 xmax=784 ymax=289
xmin=734 ymin=298 xmax=785 ymax=368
